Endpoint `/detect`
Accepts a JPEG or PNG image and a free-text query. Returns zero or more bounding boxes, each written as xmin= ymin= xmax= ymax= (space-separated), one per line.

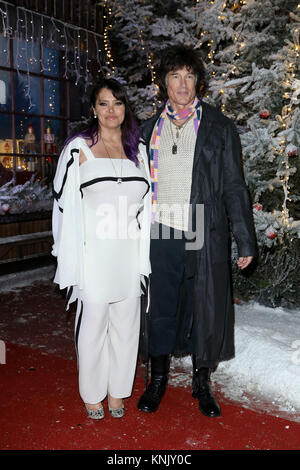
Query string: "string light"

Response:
xmin=103 ymin=0 xmax=115 ymax=76
xmin=11 ymin=3 xmax=104 ymax=94
xmin=139 ymin=28 xmax=159 ymax=104
xmin=195 ymin=0 xmax=297 ymax=237
xmin=196 ymin=0 xmax=249 ymax=111
xmin=275 ymin=16 xmax=299 ymax=228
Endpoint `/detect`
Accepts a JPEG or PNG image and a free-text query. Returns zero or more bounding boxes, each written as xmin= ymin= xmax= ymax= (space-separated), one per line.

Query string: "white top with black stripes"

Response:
xmin=79 ymin=150 xmax=150 ymax=303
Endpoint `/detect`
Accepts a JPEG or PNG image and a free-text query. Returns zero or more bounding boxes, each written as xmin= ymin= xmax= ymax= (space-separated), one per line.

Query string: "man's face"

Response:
xmin=165 ymin=66 xmax=197 ymax=110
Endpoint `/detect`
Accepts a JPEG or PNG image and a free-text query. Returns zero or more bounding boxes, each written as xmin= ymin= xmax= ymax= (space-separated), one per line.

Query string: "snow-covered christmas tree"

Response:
xmin=192 ymin=0 xmax=300 ymax=306
xmin=99 ymin=0 xmax=300 ymax=306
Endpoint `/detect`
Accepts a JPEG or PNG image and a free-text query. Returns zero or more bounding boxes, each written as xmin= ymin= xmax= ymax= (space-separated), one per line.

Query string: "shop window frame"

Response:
xmin=0 ymin=37 xmax=71 ymax=183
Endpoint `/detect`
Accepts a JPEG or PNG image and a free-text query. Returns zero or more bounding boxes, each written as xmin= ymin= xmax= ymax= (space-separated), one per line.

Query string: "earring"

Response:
xmin=94 ymin=114 xmax=97 ymax=119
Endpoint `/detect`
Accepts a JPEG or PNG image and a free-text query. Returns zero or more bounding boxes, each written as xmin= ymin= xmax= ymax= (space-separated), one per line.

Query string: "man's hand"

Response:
xmin=237 ymin=256 xmax=253 ymax=270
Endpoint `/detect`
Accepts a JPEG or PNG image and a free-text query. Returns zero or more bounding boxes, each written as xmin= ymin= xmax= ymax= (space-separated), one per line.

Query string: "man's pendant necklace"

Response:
xmin=171 ymin=123 xmax=179 ymax=154
xmin=170 ymin=115 xmax=192 ymax=155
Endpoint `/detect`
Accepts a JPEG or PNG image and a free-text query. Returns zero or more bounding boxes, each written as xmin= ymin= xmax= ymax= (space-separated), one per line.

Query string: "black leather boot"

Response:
xmin=137 ymin=354 xmax=169 ymax=413
xmin=192 ymin=358 xmax=221 ymax=418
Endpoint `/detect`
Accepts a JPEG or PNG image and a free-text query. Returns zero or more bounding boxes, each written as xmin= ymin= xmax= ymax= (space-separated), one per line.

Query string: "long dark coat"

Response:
xmin=140 ymin=101 xmax=257 ymax=369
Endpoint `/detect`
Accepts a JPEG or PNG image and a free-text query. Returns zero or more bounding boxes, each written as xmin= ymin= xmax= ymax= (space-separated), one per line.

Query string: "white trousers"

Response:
xmin=75 ymin=296 xmax=140 ymax=404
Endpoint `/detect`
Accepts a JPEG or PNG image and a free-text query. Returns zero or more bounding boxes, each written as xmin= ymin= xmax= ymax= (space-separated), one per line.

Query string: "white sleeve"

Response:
xmin=51 ymin=139 xmax=84 ymax=292
xmin=51 ymin=142 xmax=74 ymax=257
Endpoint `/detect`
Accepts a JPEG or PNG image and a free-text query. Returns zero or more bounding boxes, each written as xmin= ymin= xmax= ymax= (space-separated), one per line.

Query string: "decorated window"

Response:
xmin=0 ymin=38 xmax=69 ymax=184
xmin=0 ymin=1 xmax=104 ymax=186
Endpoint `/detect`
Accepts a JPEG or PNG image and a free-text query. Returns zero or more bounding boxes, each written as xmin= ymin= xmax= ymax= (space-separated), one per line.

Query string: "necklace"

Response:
xmin=102 ymin=137 xmax=124 ymax=184
xmin=168 ymin=112 xmax=194 ymax=155
xmin=150 ymin=97 xmax=202 ymax=223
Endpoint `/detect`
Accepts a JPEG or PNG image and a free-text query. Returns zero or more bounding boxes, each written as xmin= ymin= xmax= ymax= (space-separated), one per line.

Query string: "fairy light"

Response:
xmin=12 ymin=3 xmax=103 ymax=90
xmin=103 ymin=0 xmax=115 ymax=76
xmin=196 ymin=0 xmax=248 ymax=113
xmin=138 ymin=22 xmax=159 ymax=112
xmin=276 ymin=17 xmax=299 ymax=229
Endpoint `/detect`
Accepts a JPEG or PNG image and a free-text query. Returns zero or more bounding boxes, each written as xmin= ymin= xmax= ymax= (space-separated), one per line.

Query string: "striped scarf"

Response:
xmin=150 ymin=97 xmax=202 ymax=223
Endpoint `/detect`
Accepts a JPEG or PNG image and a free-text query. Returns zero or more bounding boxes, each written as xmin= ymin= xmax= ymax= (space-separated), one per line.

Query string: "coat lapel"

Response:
xmin=190 ymin=103 xmax=213 ymax=206
xmin=193 ymin=103 xmax=213 ymax=171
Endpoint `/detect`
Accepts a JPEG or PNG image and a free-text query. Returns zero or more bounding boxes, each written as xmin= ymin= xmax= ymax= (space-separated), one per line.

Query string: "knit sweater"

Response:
xmin=154 ymin=116 xmax=197 ymax=231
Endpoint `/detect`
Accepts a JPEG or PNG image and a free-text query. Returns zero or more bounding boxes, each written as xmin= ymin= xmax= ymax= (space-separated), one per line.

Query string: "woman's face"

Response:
xmin=93 ymin=87 xmax=125 ymax=131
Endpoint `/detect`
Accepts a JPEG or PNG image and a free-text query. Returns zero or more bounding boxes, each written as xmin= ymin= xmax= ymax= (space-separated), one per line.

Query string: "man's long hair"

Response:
xmin=157 ymin=44 xmax=207 ymax=103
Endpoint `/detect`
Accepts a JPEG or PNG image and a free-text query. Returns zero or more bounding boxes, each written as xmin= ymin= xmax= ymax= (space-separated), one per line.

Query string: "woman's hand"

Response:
xmin=237 ymin=256 xmax=253 ymax=270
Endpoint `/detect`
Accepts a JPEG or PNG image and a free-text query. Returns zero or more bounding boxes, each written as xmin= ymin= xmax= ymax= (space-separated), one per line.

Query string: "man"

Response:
xmin=138 ymin=44 xmax=256 ymax=417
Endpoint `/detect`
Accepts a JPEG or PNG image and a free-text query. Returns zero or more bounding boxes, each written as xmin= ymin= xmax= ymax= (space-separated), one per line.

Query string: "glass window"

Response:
xmin=0 ymin=36 xmax=10 ymax=67
xmin=70 ymin=81 xmax=89 ymax=121
xmin=42 ymin=47 xmax=59 ymax=77
xmin=0 ymin=69 xmax=11 ymax=111
xmin=44 ymin=78 xmax=60 ymax=116
xmin=0 ymin=36 xmax=72 ymax=184
xmin=0 ymin=114 xmax=13 ymax=171
xmin=0 ymin=114 xmax=12 ymax=141
xmin=13 ymin=39 xmax=40 ymax=73
xmin=14 ymin=72 xmax=41 ymax=114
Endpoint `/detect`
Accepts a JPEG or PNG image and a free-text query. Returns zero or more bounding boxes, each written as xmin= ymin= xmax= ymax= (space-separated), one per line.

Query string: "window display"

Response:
xmin=44 ymin=124 xmax=56 ymax=154
xmin=0 ymin=37 xmax=70 ymax=184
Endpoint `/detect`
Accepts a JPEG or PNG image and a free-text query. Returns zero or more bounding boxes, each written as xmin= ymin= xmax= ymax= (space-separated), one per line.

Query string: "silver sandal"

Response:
xmin=108 ymin=403 xmax=125 ymax=418
xmin=85 ymin=405 xmax=105 ymax=420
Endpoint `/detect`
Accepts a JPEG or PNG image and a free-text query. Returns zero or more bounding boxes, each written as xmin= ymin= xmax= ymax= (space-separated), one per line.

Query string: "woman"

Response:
xmin=52 ymin=79 xmax=152 ymax=419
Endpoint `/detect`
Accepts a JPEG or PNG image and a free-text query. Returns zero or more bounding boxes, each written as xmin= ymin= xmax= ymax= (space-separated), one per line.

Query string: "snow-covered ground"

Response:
xmin=1 ymin=267 xmax=300 ymax=422
xmin=172 ymin=303 xmax=300 ymax=422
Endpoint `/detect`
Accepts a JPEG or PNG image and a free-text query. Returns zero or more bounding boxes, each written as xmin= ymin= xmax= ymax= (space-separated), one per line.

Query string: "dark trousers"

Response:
xmin=148 ymin=223 xmax=194 ymax=357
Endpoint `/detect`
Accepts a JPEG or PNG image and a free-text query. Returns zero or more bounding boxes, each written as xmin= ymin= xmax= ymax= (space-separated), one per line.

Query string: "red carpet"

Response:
xmin=1 ymin=342 xmax=300 ymax=451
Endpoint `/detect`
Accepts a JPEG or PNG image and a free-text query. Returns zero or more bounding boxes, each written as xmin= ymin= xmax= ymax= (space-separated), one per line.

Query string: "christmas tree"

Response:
xmin=98 ymin=0 xmax=300 ymax=306
xmin=192 ymin=0 xmax=300 ymax=306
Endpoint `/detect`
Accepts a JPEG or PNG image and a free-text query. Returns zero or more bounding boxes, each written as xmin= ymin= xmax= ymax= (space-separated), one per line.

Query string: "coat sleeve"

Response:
xmin=222 ymin=121 xmax=257 ymax=257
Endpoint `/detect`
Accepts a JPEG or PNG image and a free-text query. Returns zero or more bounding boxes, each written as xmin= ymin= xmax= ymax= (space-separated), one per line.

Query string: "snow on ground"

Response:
xmin=172 ymin=303 xmax=300 ymax=422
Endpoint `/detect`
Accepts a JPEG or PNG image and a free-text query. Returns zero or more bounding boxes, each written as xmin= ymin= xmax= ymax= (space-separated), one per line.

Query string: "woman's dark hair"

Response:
xmin=157 ymin=44 xmax=206 ymax=102
xmin=64 ymin=78 xmax=140 ymax=165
